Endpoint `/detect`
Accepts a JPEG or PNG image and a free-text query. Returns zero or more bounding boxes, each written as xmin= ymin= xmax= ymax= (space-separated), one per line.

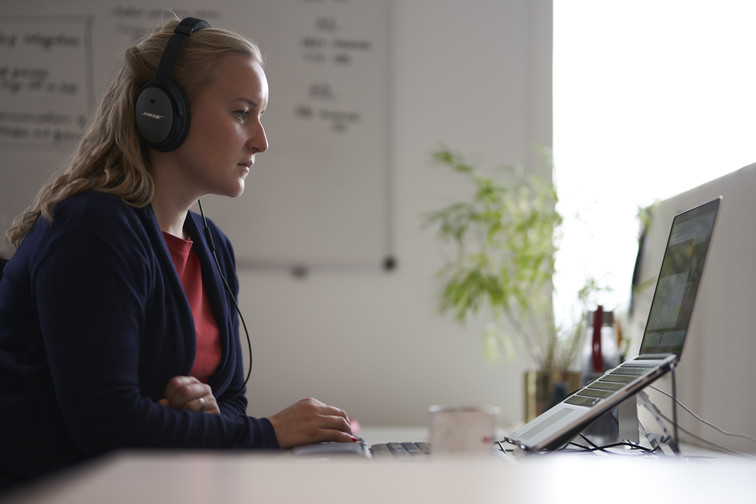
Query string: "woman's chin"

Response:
xmin=225 ymin=182 xmax=246 ymax=199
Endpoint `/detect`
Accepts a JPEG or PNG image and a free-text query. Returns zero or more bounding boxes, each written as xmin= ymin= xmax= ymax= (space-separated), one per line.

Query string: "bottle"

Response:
xmin=581 ymin=306 xmax=619 ymax=386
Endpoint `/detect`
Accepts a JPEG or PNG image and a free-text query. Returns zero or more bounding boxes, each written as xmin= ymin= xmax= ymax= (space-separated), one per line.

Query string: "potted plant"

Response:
xmin=423 ymin=147 xmax=593 ymax=421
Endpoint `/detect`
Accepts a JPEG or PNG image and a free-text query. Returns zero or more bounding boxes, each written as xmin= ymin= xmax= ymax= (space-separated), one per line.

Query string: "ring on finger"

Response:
xmin=197 ymin=397 xmax=206 ymax=412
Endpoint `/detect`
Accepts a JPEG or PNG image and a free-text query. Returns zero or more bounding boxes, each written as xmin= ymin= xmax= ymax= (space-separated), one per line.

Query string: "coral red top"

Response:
xmin=163 ymin=231 xmax=222 ymax=383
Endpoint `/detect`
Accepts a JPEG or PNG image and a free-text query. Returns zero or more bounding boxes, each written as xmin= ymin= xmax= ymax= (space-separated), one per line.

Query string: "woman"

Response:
xmin=0 ymin=17 xmax=354 ymax=489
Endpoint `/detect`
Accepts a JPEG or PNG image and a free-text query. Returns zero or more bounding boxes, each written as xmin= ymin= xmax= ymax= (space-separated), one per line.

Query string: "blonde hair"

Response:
xmin=5 ymin=19 xmax=263 ymax=248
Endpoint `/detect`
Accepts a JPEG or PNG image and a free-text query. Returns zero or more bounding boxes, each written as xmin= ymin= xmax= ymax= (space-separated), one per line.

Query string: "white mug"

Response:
xmin=428 ymin=405 xmax=500 ymax=457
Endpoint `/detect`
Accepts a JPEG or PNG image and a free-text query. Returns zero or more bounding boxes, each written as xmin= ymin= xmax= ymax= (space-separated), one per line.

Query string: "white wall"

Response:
xmin=241 ymin=0 xmax=553 ymax=428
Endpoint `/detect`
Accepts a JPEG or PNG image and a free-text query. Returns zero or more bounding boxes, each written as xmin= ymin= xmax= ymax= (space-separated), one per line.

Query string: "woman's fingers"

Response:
xmin=160 ymin=375 xmax=220 ymax=414
xmin=268 ymin=398 xmax=355 ymax=449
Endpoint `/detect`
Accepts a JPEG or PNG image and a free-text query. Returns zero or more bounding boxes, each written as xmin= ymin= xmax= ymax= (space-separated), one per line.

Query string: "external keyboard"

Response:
xmin=291 ymin=439 xmax=514 ymax=461
xmin=370 ymin=441 xmax=431 ymax=458
xmin=290 ymin=440 xmax=430 ymax=458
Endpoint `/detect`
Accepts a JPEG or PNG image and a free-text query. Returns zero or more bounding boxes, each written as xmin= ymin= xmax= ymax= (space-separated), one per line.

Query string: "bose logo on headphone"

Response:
xmin=134 ymin=17 xmax=210 ymax=152
xmin=140 ymin=111 xmax=165 ymax=120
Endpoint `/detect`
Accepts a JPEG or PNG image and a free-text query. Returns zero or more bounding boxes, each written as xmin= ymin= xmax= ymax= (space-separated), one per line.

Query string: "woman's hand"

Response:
xmin=158 ymin=375 xmax=220 ymax=415
xmin=268 ymin=398 xmax=355 ymax=449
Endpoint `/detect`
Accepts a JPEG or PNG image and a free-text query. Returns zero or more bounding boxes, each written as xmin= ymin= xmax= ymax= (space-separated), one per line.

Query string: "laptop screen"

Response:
xmin=639 ymin=197 xmax=720 ymax=356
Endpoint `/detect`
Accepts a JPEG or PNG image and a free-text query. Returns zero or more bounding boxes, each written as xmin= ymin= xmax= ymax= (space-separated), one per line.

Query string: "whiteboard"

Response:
xmin=0 ymin=0 xmax=393 ymax=272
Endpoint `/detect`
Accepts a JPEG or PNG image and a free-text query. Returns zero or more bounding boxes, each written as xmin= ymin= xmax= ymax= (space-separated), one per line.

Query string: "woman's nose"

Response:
xmin=247 ymin=122 xmax=269 ymax=153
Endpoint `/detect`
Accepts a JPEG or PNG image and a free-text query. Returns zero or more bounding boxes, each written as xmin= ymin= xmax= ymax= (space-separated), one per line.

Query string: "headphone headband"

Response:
xmin=153 ymin=17 xmax=210 ymax=83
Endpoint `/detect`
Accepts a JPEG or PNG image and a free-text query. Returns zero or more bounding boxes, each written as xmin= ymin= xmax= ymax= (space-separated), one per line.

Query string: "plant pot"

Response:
xmin=523 ymin=370 xmax=581 ymax=422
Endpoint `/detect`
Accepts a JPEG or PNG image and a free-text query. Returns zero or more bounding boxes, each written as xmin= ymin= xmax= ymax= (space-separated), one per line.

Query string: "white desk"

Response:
xmin=3 ymin=428 xmax=756 ymax=504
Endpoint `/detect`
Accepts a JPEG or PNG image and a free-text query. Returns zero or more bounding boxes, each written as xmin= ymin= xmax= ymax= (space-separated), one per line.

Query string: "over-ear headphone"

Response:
xmin=134 ymin=17 xmax=210 ymax=152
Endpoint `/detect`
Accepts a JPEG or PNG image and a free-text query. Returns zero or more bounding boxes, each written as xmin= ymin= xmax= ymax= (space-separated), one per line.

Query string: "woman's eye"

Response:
xmin=235 ymin=110 xmax=249 ymax=121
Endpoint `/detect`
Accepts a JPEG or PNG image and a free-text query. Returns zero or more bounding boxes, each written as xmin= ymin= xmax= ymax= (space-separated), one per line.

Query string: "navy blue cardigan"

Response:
xmin=0 ymin=191 xmax=278 ymax=488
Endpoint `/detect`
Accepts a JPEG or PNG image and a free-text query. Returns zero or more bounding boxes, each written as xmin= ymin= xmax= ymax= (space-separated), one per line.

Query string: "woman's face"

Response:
xmin=174 ymin=53 xmax=269 ymax=199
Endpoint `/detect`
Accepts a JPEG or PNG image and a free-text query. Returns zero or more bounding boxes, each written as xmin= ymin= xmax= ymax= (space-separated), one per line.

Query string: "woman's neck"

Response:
xmin=149 ymin=154 xmax=199 ymax=239
xmin=151 ymin=198 xmax=190 ymax=239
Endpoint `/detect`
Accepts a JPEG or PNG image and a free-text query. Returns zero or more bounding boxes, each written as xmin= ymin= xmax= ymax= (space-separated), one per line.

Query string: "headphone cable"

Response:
xmin=197 ymin=199 xmax=253 ymax=403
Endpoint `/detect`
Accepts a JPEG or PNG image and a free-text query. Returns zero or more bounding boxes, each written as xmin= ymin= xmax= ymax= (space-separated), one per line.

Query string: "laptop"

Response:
xmin=504 ymin=197 xmax=721 ymax=453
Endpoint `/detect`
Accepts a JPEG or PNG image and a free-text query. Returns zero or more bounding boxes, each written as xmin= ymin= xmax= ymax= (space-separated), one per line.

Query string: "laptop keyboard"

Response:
xmin=564 ymin=362 xmax=658 ymax=407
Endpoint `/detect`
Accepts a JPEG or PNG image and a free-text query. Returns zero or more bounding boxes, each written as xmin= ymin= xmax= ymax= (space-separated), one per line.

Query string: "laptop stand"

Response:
xmin=576 ymin=390 xmax=681 ymax=455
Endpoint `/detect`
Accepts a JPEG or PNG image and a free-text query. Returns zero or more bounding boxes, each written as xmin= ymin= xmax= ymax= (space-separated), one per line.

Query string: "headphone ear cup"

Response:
xmin=134 ymin=80 xmax=191 ymax=152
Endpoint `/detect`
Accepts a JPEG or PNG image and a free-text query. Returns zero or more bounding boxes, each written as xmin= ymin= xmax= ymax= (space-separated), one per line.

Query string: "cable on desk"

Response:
xmin=495 ymin=440 xmax=517 ymax=456
xmin=649 ymin=385 xmax=756 ymax=444
xmin=497 ymin=438 xmax=523 ymax=453
xmin=498 ymin=435 xmax=659 ymax=456
xmin=653 ymin=410 xmax=756 ymax=459
xmin=563 ymin=435 xmax=659 ymax=455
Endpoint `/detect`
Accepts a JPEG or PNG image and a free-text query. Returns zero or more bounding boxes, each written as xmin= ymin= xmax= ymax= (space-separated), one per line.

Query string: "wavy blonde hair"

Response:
xmin=5 ymin=19 xmax=263 ymax=248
